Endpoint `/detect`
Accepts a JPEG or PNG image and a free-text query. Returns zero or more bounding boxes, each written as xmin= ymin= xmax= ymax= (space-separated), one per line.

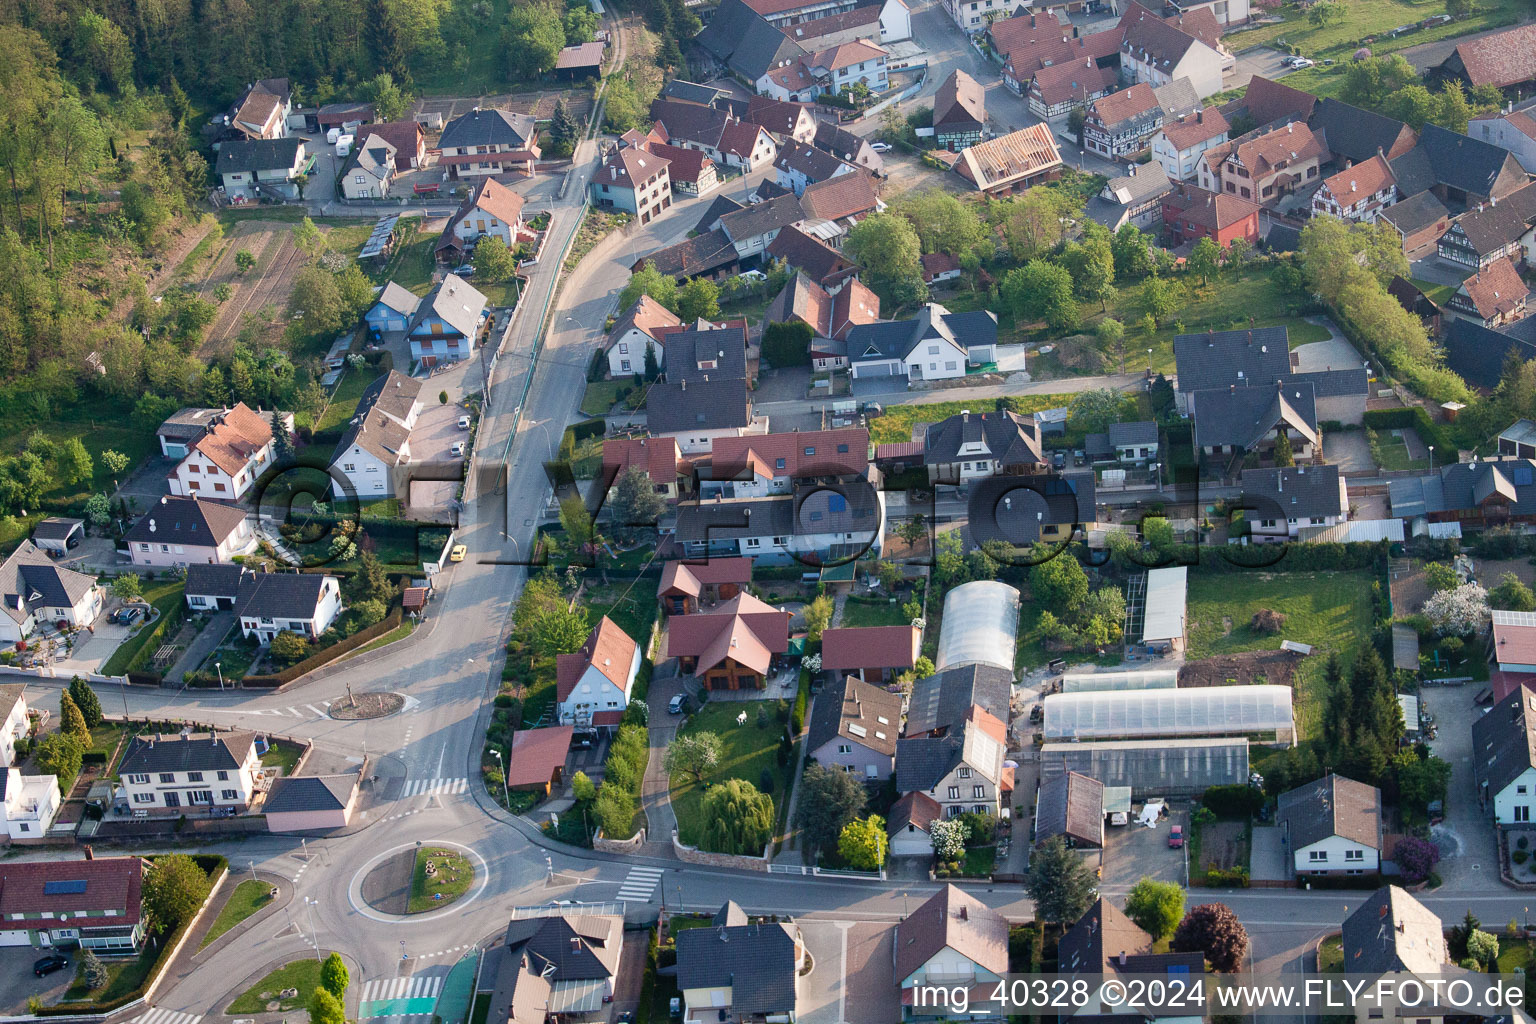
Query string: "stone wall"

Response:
xmin=593 ymin=827 xmax=647 ymax=854
xmin=671 ymin=830 xmax=769 ymax=872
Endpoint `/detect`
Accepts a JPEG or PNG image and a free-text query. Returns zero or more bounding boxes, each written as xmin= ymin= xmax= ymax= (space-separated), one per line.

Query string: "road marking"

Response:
xmin=287 ymin=706 xmax=301 ymax=716
xmin=124 ymin=1009 xmax=203 ymax=1024
xmin=615 ymin=865 xmax=665 ymax=902
xmin=360 ymin=975 xmax=444 ymax=1003
xmin=402 ymin=777 xmax=469 ymax=797
xmin=306 ymin=704 xmax=326 ymax=716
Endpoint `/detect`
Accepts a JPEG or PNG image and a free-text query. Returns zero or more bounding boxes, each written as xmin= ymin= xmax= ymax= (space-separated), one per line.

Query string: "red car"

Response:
xmin=1168 ymin=825 xmax=1184 ymax=849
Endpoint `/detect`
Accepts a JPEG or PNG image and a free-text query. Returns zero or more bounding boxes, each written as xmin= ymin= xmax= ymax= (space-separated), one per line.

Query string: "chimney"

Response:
xmin=681 ymin=379 xmax=687 ymax=391
xmin=83 ymin=844 xmax=94 ymax=861
xmin=1196 ymin=109 xmax=1203 ymax=124
xmin=1119 ymin=951 xmax=1128 ymax=966
xmin=959 ymin=905 xmax=969 ymax=920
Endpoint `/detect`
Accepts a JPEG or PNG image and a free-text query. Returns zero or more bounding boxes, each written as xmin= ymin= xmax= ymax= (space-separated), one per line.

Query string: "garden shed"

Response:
xmin=1041 ymin=685 xmax=1295 ymax=743
xmin=933 ymin=580 xmax=1019 ymax=675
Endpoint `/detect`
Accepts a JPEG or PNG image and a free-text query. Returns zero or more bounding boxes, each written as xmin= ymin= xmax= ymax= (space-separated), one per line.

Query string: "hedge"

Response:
xmin=1202 ymin=784 xmax=1264 ymax=818
xmin=1202 ymin=539 xmax=1389 ymax=572
xmin=243 ymin=606 xmax=404 ymax=686
xmin=124 ymin=595 xmax=188 ymax=675
xmin=1362 ymin=406 xmax=1452 ymax=455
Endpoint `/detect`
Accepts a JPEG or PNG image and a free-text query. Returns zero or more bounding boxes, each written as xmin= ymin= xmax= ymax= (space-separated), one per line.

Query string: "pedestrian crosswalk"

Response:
xmin=616 ymin=865 xmax=664 ymax=903
xmin=360 ymin=975 xmax=445 ymax=1002
xmin=210 ymin=702 xmax=331 ymax=720
xmin=402 ymin=777 xmax=469 ymax=797
xmin=122 ymin=1008 xmax=202 ymax=1024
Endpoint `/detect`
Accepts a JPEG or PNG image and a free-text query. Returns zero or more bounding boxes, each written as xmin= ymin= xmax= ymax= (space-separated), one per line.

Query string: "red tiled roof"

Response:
xmin=191 ymin=402 xmax=272 ymax=476
xmin=821 ymin=625 xmax=919 ymax=671
xmin=607 ymin=294 xmax=683 ymax=350
xmin=1460 ymin=257 xmax=1530 ymax=321
xmin=358 ymin=121 xmax=425 ymax=161
xmin=830 ymin=279 xmax=880 ymax=337
xmin=711 ymin=428 xmax=869 ymax=481
xmin=471 ymin=177 xmax=526 ymax=228
xmin=1162 ymin=180 xmax=1259 ymax=231
xmin=591 ymin=710 xmax=624 ymax=726
xmin=648 ymin=142 xmax=713 ymax=183
xmin=1090 ymin=82 xmax=1158 ymax=129
xmin=934 ymin=70 xmax=986 ymax=128
xmin=506 ymin=726 xmax=574 ymax=786
xmin=665 ymin=593 xmax=790 ymax=674
xmin=887 ymin=791 xmax=942 ymax=836
xmin=1160 ymin=107 xmax=1229 ymax=151
xmin=1492 ymin=669 xmax=1536 ymax=703
xmin=602 ymin=436 xmax=683 ymax=485
xmin=799 ymin=173 xmax=879 ymax=222
xmin=875 ymin=441 xmax=925 ymax=460
xmin=747 ymin=97 xmax=812 ymax=137
xmin=810 ymin=40 xmax=887 ymax=72
xmin=1226 ymin=75 xmax=1316 ymax=127
xmin=1448 ymin=24 xmax=1536 ymax=90
xmin=719 ymin=119 xmax=770 ymax=160
xmin=0 ymin=857 xmax=145 ymax=923
xmin=1319 ymin=154 xmax=1396 ymax=203
xmin=1030 ymin=59 xmax=1117 ymax=108
xmin=556 ymin=616 xmax=638 ymax=701
xmin=1226 ymin=121 xmax=1327 ymax=176
xmin=922 ymin=252 xmax=961 ymax=280
xmin=992 ymin=15 xmax=1121 ymax=72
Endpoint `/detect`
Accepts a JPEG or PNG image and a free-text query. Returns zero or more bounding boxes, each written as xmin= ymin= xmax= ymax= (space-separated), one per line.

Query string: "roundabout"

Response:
xmin=328 ymin=691 xmax=405 ymax=720
xmin=350 ymin=840 xmax=489 ymax=923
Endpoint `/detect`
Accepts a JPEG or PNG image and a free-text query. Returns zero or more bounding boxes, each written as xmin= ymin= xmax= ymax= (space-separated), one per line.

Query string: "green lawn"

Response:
xmin=869 ymin=395 xmax=1075 ymax=445
xmin=1372 ymin=433 xmax=1429 ymax=471
xmin=1015 ymin=600 xmax=1122 ymax=673
xmin=471 ymin=992 xmax=492 ymax=1024
xmin=1186 ymin=569 xmax=1378 ymax=740
xmin=62 ymin=942 xmax=159 ymax=1003
xmin=381 ymin=226 xmax=436 ymax=294
xmin=304 ymin=365 xmax=378 ymax=438
xmin=586 ymin=581 xmax=659 ymax=648
xmin=342 ymin=619 xmax=416 ymax=658
xmin=1422 ymin=632 xmax=1489 ymax=681
xmin=1224 ymin=0 xmax=1526 ymax=60
xmin=580 ymin=379 xmax=635 ymax=417
xmin=201 ymin=631 xmax=260 ymax=681
xmin=225 ymin=959 xmax=323 ymax=1014
xmin=409 ymin=846 xmax=475 ymax=913
xmin=838 ymin=597 xmax=910 ymax=628
xmin=0 ymin=404 xmax=160 ymax=509
xmin=1498 ymin=938 xmax=1535 ymax=974
xmin=961 ymin=845 xmax=997 ymax=877
xmin=199 ymin=879 xmax=274 ymax=949
xmin=1318 ymin=934 xmax=1343 ymax=973
xmin=670 ymin=702 xmax=789 ymax=849
xmin=100 ymin=580 xmax=187 ymax=677
xmin=260 ymin=739 xmax=304 ymax=777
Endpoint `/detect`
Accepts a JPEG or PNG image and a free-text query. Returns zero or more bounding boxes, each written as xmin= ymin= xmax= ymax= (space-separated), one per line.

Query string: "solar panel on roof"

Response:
xmin=43 ymin=880 xmax=87 ymax=895
xmin=1516 ymin=466 xmax=1533 ymax=486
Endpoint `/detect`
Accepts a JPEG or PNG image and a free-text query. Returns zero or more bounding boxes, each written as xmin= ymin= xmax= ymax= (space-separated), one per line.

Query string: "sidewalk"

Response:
xmin=640 ymin=661 xmax=682 ymax=848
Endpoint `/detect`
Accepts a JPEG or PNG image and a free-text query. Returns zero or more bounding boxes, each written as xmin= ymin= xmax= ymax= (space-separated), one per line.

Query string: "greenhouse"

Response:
xmin=933 ymin=580 xmax=1020 ymax=674
xmin=1041 ymin=684 xmax=1295 ymax=743
xmin=1040 ymin=739 xmax=1250 ymax=797
xmin=1061 ymin=668 xmax=1179 ymax=693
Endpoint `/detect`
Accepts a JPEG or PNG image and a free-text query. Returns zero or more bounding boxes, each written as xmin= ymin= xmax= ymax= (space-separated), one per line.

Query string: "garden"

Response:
xmin=668 ymin=702 xmax=792 ymax=852
xmin=408 ymin=847 xmax=475 ymax=913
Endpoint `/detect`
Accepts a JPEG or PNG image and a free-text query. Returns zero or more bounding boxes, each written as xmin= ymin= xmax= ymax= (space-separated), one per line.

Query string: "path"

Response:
xmin=640 ymin=660 xmax=683 ymax=848
xmin=163 ymin=610 xmax=236 ymax=684
xmin=755 ymin=371 xmax=1143 ymax=421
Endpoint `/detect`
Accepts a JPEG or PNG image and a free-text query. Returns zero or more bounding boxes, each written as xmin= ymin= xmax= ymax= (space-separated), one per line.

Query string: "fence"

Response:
xmin=767 ymin=862 xmax=886 ymax=880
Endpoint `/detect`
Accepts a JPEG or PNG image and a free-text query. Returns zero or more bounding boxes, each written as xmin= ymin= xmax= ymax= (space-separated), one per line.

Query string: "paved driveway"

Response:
xmin=756 ymin=366 xmax=812 ymax=403
xmin=1227 ymin=47 xmax=1299 ymax=91
xmin=1249 ymin=825 xmax=1288 ymax=883
xmin=851 ymin=375 xmax=909 ymax=398
xmin=1427 ymin=681 xmax=1501 ymax=891
xmin=1324 ymin=430 xmax=1375 ymax=474
xmin=1102 ymin=805 xmax=1189 ymax=889
xmin=0 ymin=947 xmax=74 ymax=1015
xmin=798 ymin=920 xmax=898 ymax=1024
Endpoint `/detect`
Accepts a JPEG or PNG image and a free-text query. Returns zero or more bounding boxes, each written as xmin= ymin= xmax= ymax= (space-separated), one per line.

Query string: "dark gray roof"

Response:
xmin=1445 ymin=317 xmax=1536 ymax=389
xmin=806 ymin=675 xmax=902 ymax=756
xmin=1152 ymin=79 xmax=1200 ymax=120
xmin=1380 ymin=189 xmax=1451 ymax=236
xmin=847 ymin=304 xmax=998 ymax=364
xmin=718 ymin=193 xmax=806 ymax=243
xmin=714 ymin=900 xmax=749 ymax=926
xmin=659 ymin=80 xmax=725 ymax=105
xmin=895 ymin=734 xmax=964 ymax=791
xmin=1084 ymin=432 xmax=1112 ymax=458
xmin=1276 ymin=772 xmax=1381 ymax=851
xmin=1239 ymin=464 xmax=1345 ymax=522
xmin=675 ymin=920 xmax=799 ymax=1014
xmin=17 ymin=562 xmax=95 ymax=610
xmin=1340 ymin=887 xmax=1449 ymax=977
xmin=1400 ymin=124 xmax=1527 ymax=201
xmin=923 ymin=410 xmax=1044 ymax=468
xmin=32 ymin=518 xmax=83 ymax=542
xmin=1108 ymin=420 xmax=1158 ymax=447
xmin=216 ymin=137 xmax=303 ymax=175
xmin=1444 ymin=180 xmax=1536 ymax=256
xmin=811 ymin=121 xmax=874 ymax=165
xmin=119 ymin=731 xmax=257 ymax=775
xmin=1474 ymin=687 xmax=1536 ymax=802
xmin=263 ymin=774 xmax=355 ymax=813
xmin=775 ymin=143 xmax=851 ymax=184
xmin=1035 ymin=771 xmax=1104 ymax=846
xmin=694 ymin=0 xmax=760 ymax=61
xmin=967 ymin=472 xmax=1096 ymax=546
xmin=695 ymin=194 xmax=746 ymax=234
xmin=1192 ymin=381 xmax=1317 ymax=450
xmin=662 ymin=326 xmax=748 ymax=382
xmin=673 ymin=483 xmax=881 ymax=542
xmin=638 ymin=228 xmax=738 ymax=280
xmin=1088 ymin=164 xmax=1174 ymax=229
xmin=0 ymin=683 xmax=23 ymax=727
xmin=502 ymin=916 xmax=615 ymax=982
xmin=123 ymin=497 xmax=250 ymax=548
xmin=234 ymin=572 xmax=332 ymax=620
xmin=185 ymin=563 xmax=247 ymax=600
xmin=1174 ymin=325 xmax=1291 ymax=392
xmin=646 ymin=376 xmax=751 ymax=433
xmin=408 ymin=273 xmax=487 ymax=339
xmin=905 ymin=664 xmax=1014 ymax=736
xmin=694 ymin=0 xmax=809 ymax=81
xmin=1310 ymin=98 xmax=1411 ymax=165
xmin=650 ymin=98 xmax=733 ymax=149
xmin=1400 ymin=460 xmax=1536 ymax=518
xmin=438 ymin=108 xmax=536 ymax=151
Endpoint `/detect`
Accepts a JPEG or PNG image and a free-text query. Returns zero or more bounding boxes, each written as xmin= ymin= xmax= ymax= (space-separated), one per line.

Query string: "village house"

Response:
xmin=217 ymin=78 xmax=291 ymax=144
xmin=1470 ymin=107 xmax=1536 ymax=174
xmin=965 ymin=472 xmax=1098 ymax=546
xmin=750 ymin=97 xmax=819 ymax=144
xmin=896 ymin=705 xmax=1011 ymax=817
xmin=235 ymin=573 xmax=342 ymax=644
xmin=1174 ymin=325 xmax=1368 ymax=424
xmin=888 ymin=791 xmax=942 ymax=856
xmin=997 ymin=15 xmax=1122 ymax=97
xmin=1379 ymin=191 xmax=1453 ymax=260
xmin=436 ymin=108 xmax=540 ymax=179
xmin=1276 ymin=773 xmax=1382 ymax=876
xmin=1034 ymin=770 xmax=1104 ymax=848
xmin=702 ymin=427 xmax=870 ymax=498
xmin=648 ymin=98 xmax=779 ymax=170
xmin=484 ymin=909 xmax=625 ymax=1023
xmin=123 ymin=496 xmax=255 ymax=568
xmin=1339 ymin=888 xmax=1456 ymax=1024
xmin=1431 ymin=24 xmax=1536 ymax=95
xmin=167 ymin=402 xmax=290 ymax=502
xmin=806 ymin=675 xmax=902 ymax=779
xmin=846 ymin=303 xmax=998 ymax=384
xmin=765 ymin=274 xmax=881 ymax=369
xmin=1239 ymin=465 xmax=1350 ymax=541
xmin=1197 ymin=121 xmax=1328 ymax=207
xmin=1028 ymin=58 xmax=1118 ymax=121
xmin=742 ymin=0 xmax=911 ymax=44
xmin=820 ymin=624 xmax=920 ymax=684
xmin=1118 ymin=3 xmax=1230 ymax=98
xmin=117 ymin=730 xmax=262 ymax=815
xmin=434 ymin=177 xmax=537 ymax=266
xmin=922 ymin=252 xmax=963 ymax=286
xmin=1435 ymin=182 xmax=1536 ymax=270
xmin=329 ymin=370 xmax=423 ymax=500
xmin=767 ymin=225 xmax=863 ymax=292
xmin=676 ymin=902 xmax=803 ymax=1022
xmin=894 ymin=886 xmax=1010 ymax=1019
xmin=556 ymin=616 xmax=640 ymax=730
xmin=1310 ymin=154 xmax=1397 ymax=223
xmin=1085 ymin=162 xmax=1173 ymax=232
xmin=0 ymin=685 xmax=29 ymax=766
xmin=601 ymin=436 xmax=685 ymax=504
xmin=1151 ymin=106 xmax=1230 ymax=180
xmin=934 ymin=69 xmax=986 ymax=149
xmin=408 ymin=273 xmax=488 ymax=367
xmin=1 ymin=763 xmax=60 ymax=840
xmin=338 ymin=135 xmax=397 ymax=200
xmin=664 ymin=593 xmax=792 ymax=690
xmin=591 ymin=143 xmax=673 ymax=224
xmin=1473 ymin=685 xmax=1536 ymax=824
xmin=656 ymin=557 xmax=753 ymax=616
xmin=922 ymin=410 xmax=1046 ymax=486
xmin=649 ymin=143 xmax=718 ymax=197
xmin=1447 ymin=256 xmax=1531 ymax=327
xmin=358 ymin=120 xmax=426 ymax=168
xmin=1390 ymin=458 xmax=1536 ymax=532
xmin=216 ymin=137 xmax=309 ymax=202
xmin=0 ymin=857 xmax=150 ymax=953
xmin=604 ymin=294 xmax=685 ymax=379
xmin=811 ymin=120 xmax=884 ymax=174
xmin=673 ymin=479 xmax=886 ymax=565
xmin=774 ymin=142 xmax=859 ymax=196
xmin=1058 ymin=898 xmax=1205 ymax=1017
xmin=1162 ymin=180 xmax=1261 ymax=249
xmin=364 ymin=281 xmax=422 ymax=336
xmin=1083 ymin=79 xmax=1200 ymax=160
xmin=954 ymin=124 xmax=1064 ymax=194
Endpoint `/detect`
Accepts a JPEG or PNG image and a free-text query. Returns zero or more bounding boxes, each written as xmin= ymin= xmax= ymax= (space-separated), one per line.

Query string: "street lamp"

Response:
xmin=215 ymin=662 xmax=223 ymax=691
xmin=303 ymin=897 xmax=321 ymax=960
xmin=489 ymin=749 xmax=511 ymax=808
xmin=1428 ymin=445 xmax=1435 ymax=471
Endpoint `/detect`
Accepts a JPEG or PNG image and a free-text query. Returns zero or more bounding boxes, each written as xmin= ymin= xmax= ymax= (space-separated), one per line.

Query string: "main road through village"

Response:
xmin=9 ymin=4 xmax=1522 ymax=1016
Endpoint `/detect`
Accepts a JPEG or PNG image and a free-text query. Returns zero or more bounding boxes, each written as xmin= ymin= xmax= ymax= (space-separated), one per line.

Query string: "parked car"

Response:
xmin=450 ymin=441 xmax=466 ymax=457
xmin=1052 ymin=451 xmax=1067 ymax=469
xmin=668 ymin=694 xmax=690 ymax=715
xmin=870 ymin=141 xmax=892 ymax=152
xmin=457 ymin=415 xmax=472 ymax=429
xmin=1108 ymin=811 xmax=1129 ymax=827
xmin=449 ymin=544 xmax=467 ymax=563
xmin=1287 ymin=57 xmax=1315 ymax=68
xmin=451 ymin=265 xmax=475 ymax=277
xmin=1167 ymin=825 xmax=1184 ymax=848
xmin=34 ymin=954 xmax=69 ymax=977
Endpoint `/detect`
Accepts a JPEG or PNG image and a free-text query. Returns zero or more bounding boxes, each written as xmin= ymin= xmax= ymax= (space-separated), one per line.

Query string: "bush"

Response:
xmin=1202 ymin=785 xmax=1264 ymax=819
xmin=792 ymin=668 xmax=810 ymax=734
xmin=1250 ymin=609 xmax=1286 ymax=634
xmin=1515 ymin=850 xmax=1529 ymax=866
xmin=243 ymin=607 xmax=404 ymax=685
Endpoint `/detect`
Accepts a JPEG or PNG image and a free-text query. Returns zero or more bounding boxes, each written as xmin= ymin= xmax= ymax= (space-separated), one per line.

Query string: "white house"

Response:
xmin=339 ymin=134 xmax=397 ymax=200
xmin=0 ymin=684 xmax=29 ymax=766
xmin=887 ymin=791 xmax=941 ymax=857
xmin=235 ymin=573 xmax=342 ymax=644
xmin=117 ymin=731 xmax=262 ymax=814
xmin=167 ymin=403 xmax=291 ymax=502
xmin=805 ymin=675 xmax=902 ymax=779
xmin=435 ymin=177 xmax=538 ymax=266
xmin=1239 ymin=465 xmax=1349 ymax=542
xmin=555 ymin=616 xmax=641 ymax=729
xmin=894 ymin=886 xmax=1009 ymax=1017
xmin=1 ymin=767 xmax=61 ymax=841
xmin=1474 ymin=685 xmax=1536 ymax=825
xmin=895 ymin=706 xmax=1009 ymax=818
xmin=1276 ymin=774 xmax=1382 ymax=876
xmin=605 ymin=295 xmax=682 ymax=378
xmin=0 ymin=542 xmax=105 ymax=643
xmin=1340 ymin=887 xmax=1454 ymax=1024
xmin=676 ymin=904 xmax=803 ymax=1022
xmin=123 ymin=496 xmax=255 ymax=568
xmin=1471 ymin=108 xmax=1536 ymax=175
xmin=329 ymin=370 xmax=423 ymax=500
xmin=845 ymin=303 xmax=997 ymax=384
xmin=1151 ymin=107 xmax=1231 ymax=181
xmin=0 ymin=857 xmax=151 ymax=952
xmin=215 ymin=137 xmax=309 ymax=202
xmin=1120 ymin=9 xmax=1228 ymax=99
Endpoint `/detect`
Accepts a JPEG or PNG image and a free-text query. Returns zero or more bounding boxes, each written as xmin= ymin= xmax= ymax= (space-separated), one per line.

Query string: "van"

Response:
xmin=326 ymin=127 xmax=341 ymax=145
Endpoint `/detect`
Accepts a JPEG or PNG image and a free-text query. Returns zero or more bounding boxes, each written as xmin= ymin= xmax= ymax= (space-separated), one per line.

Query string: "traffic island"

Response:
xmin=408 ymin=846 xmax=475 ymax=913
xmin=225 ymin=958 xmax=323 ymax=1014
xmin=329 ymin=691 xmax=405 ymax=720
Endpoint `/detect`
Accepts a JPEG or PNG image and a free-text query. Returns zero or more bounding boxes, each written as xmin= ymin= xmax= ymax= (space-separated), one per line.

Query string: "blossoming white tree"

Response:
xmin=1425 ymin=582 xmax=1490 ymax=637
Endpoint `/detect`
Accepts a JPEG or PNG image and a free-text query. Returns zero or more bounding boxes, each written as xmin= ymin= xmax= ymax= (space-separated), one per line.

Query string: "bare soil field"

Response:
xmin=1198 ymin=820 xmax=1247 ymax=871
xmin=1178 ymin=649 xmax=1301 ymax=689
xmin=196 ymin=220 xmax=308 ymax=356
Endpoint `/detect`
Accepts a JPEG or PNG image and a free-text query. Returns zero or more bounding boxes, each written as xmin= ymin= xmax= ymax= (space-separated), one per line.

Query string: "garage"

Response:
xmin=0 ymin=929 xmax=31 ymax=946
xmin=264 ymin=775 xmax=359 ymax=832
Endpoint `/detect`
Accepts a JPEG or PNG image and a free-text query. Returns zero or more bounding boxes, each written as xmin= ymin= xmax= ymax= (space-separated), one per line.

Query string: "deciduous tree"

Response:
xmin=676 ymin=277 xmax=720 ymax=321
xmin=663 ymin=732 xmax=722 ymax=783
xmin=803 ymin=594 xmax=834 ymax=642
xmin=321 ymin=952 xmax=349 ymax=999
xmin=473 ymin=235 xmax=518 ymax=283
xmin=1125 ymin=878 xmax=1186 ymax=940
xmin=701 ymin=778 xmax=775 ymax=855
xmin=1172 ymin=903 xmax=1249 ymax=972
xmin=269 ymin=630 xmax=310 ymax=664
xmin=795 ymin=764 xmax=866 ymax=854
xmin=143 ymin=854 xmax=211 ymax=932
xmin=837 ymin=815 xmax=887 ymax=870
xmin=844 ymin=213 xmax=927 ymax=308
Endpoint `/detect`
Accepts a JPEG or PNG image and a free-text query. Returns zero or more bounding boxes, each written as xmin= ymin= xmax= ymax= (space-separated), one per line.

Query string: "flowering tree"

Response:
xmin=930 ymin=818 xmax=968 ymax=860
xmin=1394 ymin=835 xmax=1441 ymax=883
xmin=1425 ymin=582 xmax=1490 ymax=636
xmin=802 ymin=652 xmax=821 ymax=673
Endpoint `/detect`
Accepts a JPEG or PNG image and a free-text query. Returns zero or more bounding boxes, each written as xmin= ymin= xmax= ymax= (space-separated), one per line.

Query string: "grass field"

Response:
xmin=0 ymin=404 xmax=160 ymax=508
xmin=260 ymin=739 xmax=304 ymax=777
xmin=303 ymin=365 xmax=377 ymax=437
xmin=869 ymin=395 xmax=1076 ymax=445
xmin=1318 ymin=934 xmax=1343 ymax=972
xmin=838 ymin=597 xmax=910 ymax=628
xmin=1224 ymin=0 xmax=1525 ymax=59
xmin=1186 ymin=569 xmax=1377 ymax=740
xmin=669 ymin=702 xmax=789 ymax=849
xmin=199 ymin=880 xmax=274 ymax=949
xmin=580 ymin=379 xmax=632 ymax=417
xmin=226 ymin=959 xmax=322 ymax=1014
xmin=585 ymin=581 xmax=659 ymax=648
xmin=408 ymin=846 xmax=475 ymax=913
xmin=100 ymin=580 xmax=187 ymax=677
xmin=63 ymin=941 xmax=159 ymax=1003
xmin=1372 ymin=431 xmax=1429 ymax=471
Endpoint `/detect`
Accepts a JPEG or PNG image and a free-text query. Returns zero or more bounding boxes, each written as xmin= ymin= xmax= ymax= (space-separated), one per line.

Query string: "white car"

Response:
xmin=1286 ymin=57 xmax=1314 ymax=69
xmin=739 ymin=269 xmax=767 ymax=282
xmin=450 ymin=441 xmax=466 ymax=457
xmin=870 ymin=141 xmax=892 ymax=152
xmin=1109 ymin=812 xmax=1129 ymax=827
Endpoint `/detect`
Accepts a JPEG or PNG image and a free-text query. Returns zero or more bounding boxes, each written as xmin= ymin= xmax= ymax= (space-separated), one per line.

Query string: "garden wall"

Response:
xmin=671 ymin=830 xmax=768 ymax=873
xmin=593 ymin=827 xmax=647 ymax=854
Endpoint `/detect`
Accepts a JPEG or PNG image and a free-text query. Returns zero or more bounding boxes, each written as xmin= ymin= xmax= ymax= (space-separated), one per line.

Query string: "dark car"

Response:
xmin=34 ymin=954 xmax=69 ymax=977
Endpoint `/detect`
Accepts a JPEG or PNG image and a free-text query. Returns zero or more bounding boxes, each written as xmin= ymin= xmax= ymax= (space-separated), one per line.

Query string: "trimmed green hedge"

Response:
xmin=792 ymin=667 xmax=811 ymax=735
xmin=243 ymin=606 xmax=404 ymax=687
xmin=1362 ymin=406 xmax=1452 ymax=454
